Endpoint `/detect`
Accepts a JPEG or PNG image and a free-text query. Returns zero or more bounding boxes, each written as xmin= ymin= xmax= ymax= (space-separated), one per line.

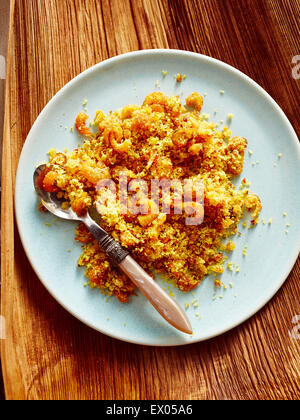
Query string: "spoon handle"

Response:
xmin=119 ymin=256 xmax=193 ymax=335
xmin=84 ymin=218 xmax=192 ymax=335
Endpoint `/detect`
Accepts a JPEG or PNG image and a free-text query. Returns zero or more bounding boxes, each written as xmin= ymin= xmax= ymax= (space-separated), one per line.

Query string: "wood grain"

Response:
xmin=1 ymin=0 xmax=300 ymax=400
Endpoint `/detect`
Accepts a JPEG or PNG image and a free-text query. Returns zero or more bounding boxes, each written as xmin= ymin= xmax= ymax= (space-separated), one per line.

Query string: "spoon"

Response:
xmin=34 ymin=164 xmax=192 ymax=335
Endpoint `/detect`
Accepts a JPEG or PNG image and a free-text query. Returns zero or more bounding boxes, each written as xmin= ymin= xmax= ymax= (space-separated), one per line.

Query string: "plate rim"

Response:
xmin=14 ymin=49 xmax=300 ymax=346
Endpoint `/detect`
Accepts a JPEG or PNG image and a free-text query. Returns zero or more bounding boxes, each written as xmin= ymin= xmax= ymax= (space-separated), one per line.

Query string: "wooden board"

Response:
xmin=1 ymin=0 xmax=300 ymax=400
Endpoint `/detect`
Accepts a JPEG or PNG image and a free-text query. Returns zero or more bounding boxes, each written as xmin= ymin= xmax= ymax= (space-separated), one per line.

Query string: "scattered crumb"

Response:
xmin=283 ymin=212 xmax=287 ymax=217
xmin=278 ymin=153 xmax=282 ymax=158
xmin=175 ymin=73 xmax=183 ymax=82
xmin=82 ymin=99 xmax=88 ymax=106
xmin=227 ymin=261 xmax=234 ymax=271
xmin=219 ymin=89 xmax=225 ymax=95
xmin=268 ymin=218 xmax=273 ymax=224
xmin=70 ymin=126 xmax=74 ymax=132
xmin=248 ymin=150 xmax=253 ymax=155
xmin=227 ymin=113 xmax=234 ymax=120
xmin=285 ymin=230 xmax=289 ymax=234
xmin=162 ymin=70 xmax=167 ymax=76
xmin=214 ymin=279 xmax=222 ymax=287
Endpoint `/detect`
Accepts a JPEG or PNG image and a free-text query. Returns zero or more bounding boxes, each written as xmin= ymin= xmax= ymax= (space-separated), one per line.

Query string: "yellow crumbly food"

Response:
xmin=38 ymin=91 xmax=261 ymax=302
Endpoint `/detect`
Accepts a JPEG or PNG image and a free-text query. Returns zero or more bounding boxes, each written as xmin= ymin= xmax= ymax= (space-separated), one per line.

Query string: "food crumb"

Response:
xmin=162 ymin=70 xmax=167 ymax=76
xmin=227 ymin=113 xmax=234 ymax=120
xmin=248 ymin=150 xmax=253 ymax=155
xmin=268 ymin=218 xmax=273 ymax=224
xmin=285 ymin=230 xmax=289 ymax=234
xmin=214 ymin=279 xmax=222 ymax=287
xmin=278 ymin=153 xmax=282 ymax=158
xmin=175 ymin=73 xmax=183 ymax=82
xmin=283 ymin=212 xmax=287 ymax=217
xmin=82 ymin=99 xmax=88 ymax=106
xmin=219 ymin=89 xmax=225 ymax=95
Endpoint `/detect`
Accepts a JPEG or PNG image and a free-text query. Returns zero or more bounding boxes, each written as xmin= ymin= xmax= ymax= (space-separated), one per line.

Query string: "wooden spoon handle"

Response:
xmin=119 ymin=256 xmax=192 ymax=335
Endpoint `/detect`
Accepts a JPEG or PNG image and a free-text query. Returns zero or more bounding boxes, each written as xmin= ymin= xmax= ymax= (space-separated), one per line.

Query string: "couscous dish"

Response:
xmin=38 ymin=92 xmax=261 ymax=302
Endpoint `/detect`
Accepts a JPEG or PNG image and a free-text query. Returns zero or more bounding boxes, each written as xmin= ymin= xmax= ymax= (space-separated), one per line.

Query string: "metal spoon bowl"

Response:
xmin=33 ymin=164 xmax=193 ymax=335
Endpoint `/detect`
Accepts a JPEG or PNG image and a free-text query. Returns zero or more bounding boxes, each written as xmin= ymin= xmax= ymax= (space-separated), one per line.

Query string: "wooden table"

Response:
xmin=1 ymin=0 xmax=299 ymax=400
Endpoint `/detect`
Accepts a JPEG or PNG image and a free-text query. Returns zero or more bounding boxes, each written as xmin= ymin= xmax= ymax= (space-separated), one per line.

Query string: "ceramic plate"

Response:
xmin=15 ymin=50 xmax=300 ymax=346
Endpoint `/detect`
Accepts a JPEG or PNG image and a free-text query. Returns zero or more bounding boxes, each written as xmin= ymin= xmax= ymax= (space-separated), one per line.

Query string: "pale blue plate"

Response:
xmin=15 ymin=50 xmax=300 ymax=346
